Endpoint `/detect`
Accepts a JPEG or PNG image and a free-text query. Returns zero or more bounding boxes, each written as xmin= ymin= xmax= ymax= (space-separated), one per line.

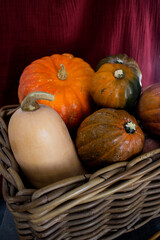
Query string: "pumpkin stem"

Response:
xmin=124 ymin=121 xmax=136 ymax=134
xmin=115 ymin=58 xmax=123 ymax=64
xmin=114 ymin=69 xmax=124 ymax=79
xmin=21 ymin=91 xmax=55 ymax=112
xmin=57 ymin=64 xmax=68 ymax=80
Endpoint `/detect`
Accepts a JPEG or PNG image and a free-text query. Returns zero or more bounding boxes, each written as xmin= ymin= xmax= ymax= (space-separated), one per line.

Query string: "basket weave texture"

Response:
xmin=0 ymin=105 xmax=160 ymax=240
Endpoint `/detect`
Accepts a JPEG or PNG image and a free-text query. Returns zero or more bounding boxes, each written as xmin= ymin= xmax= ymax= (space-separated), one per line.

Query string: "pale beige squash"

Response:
xmin=8 ymin=92 xmax=84 ymax=188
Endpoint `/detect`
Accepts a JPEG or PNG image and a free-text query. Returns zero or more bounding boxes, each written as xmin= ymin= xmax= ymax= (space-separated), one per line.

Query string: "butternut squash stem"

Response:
xmin=21 ymin=91 xmax=55 ymax=112
xmin=114 ymin=69 xmax=124 ymax=79
xmin=124 ymin=121 xmax=136 ymax=134
xmin=57 ymin=64 xmax=68 ymax=80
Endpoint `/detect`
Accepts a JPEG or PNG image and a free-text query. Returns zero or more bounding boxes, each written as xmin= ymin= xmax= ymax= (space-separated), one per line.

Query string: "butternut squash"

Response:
xmin=8 ymin=92 xmax=84 ymax=188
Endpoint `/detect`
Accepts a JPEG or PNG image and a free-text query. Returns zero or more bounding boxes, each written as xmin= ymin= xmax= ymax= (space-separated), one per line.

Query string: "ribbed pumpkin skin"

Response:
xmin=18 ymin=53 xmax=94 ymax=131
xmin=137 ymin=83 xmax=160 ymax=136
xmin=91 ymin=54 xmax=142 ymax=109
xmin=76 ymin=108 xmax=144 ymax=169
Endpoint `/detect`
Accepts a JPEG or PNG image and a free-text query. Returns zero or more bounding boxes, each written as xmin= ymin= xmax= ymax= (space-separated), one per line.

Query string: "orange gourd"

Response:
xmin=76 ymin=108 xmax=144 ymax=170
xmin=91 ymin=54 xmax=142 ymax=109
xmin=18 ymin=53 xmax=94 ymax=131
xmin=137 ymin=83 xmax=160 ymax=136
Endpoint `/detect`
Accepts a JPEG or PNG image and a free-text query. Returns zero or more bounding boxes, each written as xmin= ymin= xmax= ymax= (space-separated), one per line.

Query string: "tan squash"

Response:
xmin=8 ymin=92 xmax=84 ymax=188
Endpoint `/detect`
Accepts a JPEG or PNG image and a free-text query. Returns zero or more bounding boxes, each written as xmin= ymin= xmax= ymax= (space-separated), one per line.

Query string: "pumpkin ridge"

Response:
xmin=26 ymin=70 xmax=55 ymax=76
xmin=98 ymin=133 xmax=127 ymax=162
xmin=25 ymin=81 xmax=56 ymax=93
xmin=127 ymin=75 xmax=141 ymax=92
xmin=139 ymin=109 xmax=160 ymax=121
xmin=32 ymin=58 xmax=58 ymax=74
xmin=132 ymin=136 xmax=138 ymax=155
xmin=100 ymin=130 xmax=138 ymax=163
xmin=77 ymin=122 xmax=107 ymax=134
xmin=67 ymin=85 xmax=87 ymax=114
xmin=77 ymin=130 xmax=123 ymax=151
xmin=78 ymin=121 xmax=123 ymax=135
xmin=50 ymin=55 xmax=62 ymax=71
xmin=50 ymin=54 xmax=70 ymax=73
xmin=123 ymin=87 xmax=137 ymax=109
xmin=63 ymin=60 xmax=78 ymax=73
xmin=77 ymin=137 xmax=106 ymax=160
xmin=19 ymin=72 xmax=55 ymax=86
xmin=37 ymin=59 xmax=58 ymax=73
xmin=82 ymin=119 xmax=128 ymax=131
xmin=113 ymin=85 xmax=125 ymax=108
xmin=101 ymin=109 xmax=122 ymax=120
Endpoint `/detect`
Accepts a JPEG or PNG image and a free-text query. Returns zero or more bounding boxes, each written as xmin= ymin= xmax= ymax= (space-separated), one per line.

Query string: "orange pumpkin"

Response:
xmin=18 ymin=53 xmax=94 ymax=131
xmin=137 ymin=83 xmax=160 ymax=136
xmin=76 ymin=108 xmax=144 ymax=170
xmin=91 ymin=54 xmax=142 ymax=109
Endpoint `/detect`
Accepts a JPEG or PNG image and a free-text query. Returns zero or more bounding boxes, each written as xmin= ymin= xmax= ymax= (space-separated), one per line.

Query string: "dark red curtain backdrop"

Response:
xmin=0 ymin=0 xmax=160 ymax=107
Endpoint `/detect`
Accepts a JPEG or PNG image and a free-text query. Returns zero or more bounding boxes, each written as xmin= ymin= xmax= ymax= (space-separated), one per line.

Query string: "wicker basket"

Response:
xmin=0 ymin=105 xmax=160 ymax=240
